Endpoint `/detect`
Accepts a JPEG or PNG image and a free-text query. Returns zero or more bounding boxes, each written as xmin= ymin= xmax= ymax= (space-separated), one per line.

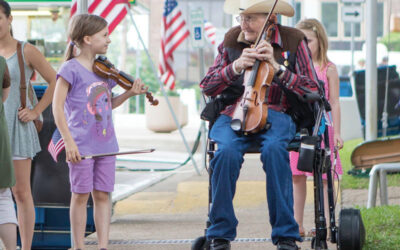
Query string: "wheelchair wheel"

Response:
xmin=337 ymin=208 xmax=365 ymax=250
xmin=191 ymin=236 xmax=210 ymax=250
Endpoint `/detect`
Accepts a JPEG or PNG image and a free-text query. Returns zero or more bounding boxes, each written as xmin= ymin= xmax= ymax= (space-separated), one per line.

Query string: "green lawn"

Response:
xmin=360 ymin=205 xmax=400 ymax=250
xmin=339 ymin=138 xmax=400 ymax=189
xmin=338 ymin=138 xmax=400 ymax=249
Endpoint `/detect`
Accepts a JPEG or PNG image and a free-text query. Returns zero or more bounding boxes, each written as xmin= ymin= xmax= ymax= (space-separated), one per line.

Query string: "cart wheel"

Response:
xmin=337 ymin=208 xmax=365 ymax=250
xmin=191 ymin=236 xmax=209 ymax=250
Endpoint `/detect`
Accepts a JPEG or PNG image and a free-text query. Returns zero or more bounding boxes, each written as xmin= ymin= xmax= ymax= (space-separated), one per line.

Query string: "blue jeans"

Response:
xmin=206 ymin=109 xmax=302 ymax=244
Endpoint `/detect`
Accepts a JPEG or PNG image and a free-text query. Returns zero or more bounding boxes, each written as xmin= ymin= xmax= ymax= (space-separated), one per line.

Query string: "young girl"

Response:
xmin=0 ymin=56 xmax=17 ymax=250
xmin=52 ymin=14 xmax=147 ymax=249
xmin=290 ymin=18 xmax=344 ymax=237
xmin=0 ymin=1 xmax=56 ymax=249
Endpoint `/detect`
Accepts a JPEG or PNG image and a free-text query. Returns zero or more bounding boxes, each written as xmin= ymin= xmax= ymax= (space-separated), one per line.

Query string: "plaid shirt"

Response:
xmin=200 ymin=24 xmax=319 ymax=117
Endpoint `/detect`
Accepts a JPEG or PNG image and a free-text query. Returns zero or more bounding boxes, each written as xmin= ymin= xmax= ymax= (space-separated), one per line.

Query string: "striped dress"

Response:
xmin=290 ymin=62 xmax=343 ymax=179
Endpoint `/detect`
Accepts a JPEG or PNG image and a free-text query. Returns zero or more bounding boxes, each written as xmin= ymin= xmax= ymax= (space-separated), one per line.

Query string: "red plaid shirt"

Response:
xmin=200 ymin=24 xmax=319 ymax=117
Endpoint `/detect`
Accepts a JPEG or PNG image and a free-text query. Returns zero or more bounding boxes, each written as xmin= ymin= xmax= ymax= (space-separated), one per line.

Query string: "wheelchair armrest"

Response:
xmin=287 ymin=134 xmax=301 ymax=152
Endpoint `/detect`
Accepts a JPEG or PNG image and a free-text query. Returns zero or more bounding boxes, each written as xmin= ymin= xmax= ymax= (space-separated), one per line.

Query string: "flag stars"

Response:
xmin=164 ymin=0 xmax=177 ymax=16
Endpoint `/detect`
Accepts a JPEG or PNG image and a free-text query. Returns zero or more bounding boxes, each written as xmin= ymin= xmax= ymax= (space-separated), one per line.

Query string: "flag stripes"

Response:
xmin=70 ymin=0 xmax=129 ymax=34
xmin=158 ymin=0 xmax=189 ymax=90
xmin=204 ymin=20 xmax=216 ymax=45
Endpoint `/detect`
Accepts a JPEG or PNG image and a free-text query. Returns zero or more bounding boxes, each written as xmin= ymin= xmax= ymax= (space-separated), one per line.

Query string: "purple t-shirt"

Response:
xmin=57 ymin=58 xmax=119 ymax=156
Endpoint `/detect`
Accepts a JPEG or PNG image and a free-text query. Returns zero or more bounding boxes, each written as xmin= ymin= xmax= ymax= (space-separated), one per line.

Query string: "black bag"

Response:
xmin=297 ymin=135 xmax=319 ymax=172
xmin=200 ymin=85 xmax=244 ymax=125
xmin=275 ymin=79 xmax=317 ymax=132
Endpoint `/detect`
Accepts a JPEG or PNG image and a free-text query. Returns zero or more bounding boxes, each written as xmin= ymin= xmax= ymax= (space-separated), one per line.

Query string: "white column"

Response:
xmin=303 ymin=0 xmax=321 ymax=20
xmin=365 ymin=0 xmax=378 ymax=141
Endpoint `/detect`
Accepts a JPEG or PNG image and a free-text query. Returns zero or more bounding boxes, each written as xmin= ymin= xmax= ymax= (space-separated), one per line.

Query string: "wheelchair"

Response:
xmin=192 ymin=91 xmax=365 ymax=250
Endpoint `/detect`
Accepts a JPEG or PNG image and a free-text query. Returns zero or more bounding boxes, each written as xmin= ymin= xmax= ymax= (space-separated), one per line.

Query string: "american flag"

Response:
xmin=48 ymin=128 xmax=65 ymax=163
xmin=204 ymin=20 xmax=216 ymax=45
xmin=70 ymin=0 xmax=129 ymax=34
xmin=158 ymin=0 xmax=190 ymax=90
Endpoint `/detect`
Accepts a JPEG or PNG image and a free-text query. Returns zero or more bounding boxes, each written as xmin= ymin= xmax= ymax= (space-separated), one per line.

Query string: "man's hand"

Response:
xmin=234 ymin=40 xmax=280 ymax=73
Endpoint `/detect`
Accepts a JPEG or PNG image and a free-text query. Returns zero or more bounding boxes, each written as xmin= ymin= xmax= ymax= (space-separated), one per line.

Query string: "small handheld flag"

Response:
xmin=47 ymin=128 xmax=65 ymax=162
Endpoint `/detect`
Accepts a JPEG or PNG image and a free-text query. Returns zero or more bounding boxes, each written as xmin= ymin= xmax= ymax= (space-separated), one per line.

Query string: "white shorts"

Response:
xmin=0 ymin=188 xmax=18 ymax=225
xmin=12 ymin=156 xmax=29 ymax=160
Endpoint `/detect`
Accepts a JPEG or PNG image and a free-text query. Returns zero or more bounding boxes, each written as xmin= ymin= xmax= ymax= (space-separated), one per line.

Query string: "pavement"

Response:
xmin=82 ymin=113 xmax=340 ymax=249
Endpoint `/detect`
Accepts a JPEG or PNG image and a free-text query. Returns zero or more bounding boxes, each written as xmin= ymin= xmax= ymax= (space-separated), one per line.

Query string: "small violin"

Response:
xmin=93 ymin=55 xmax=159 ymax=106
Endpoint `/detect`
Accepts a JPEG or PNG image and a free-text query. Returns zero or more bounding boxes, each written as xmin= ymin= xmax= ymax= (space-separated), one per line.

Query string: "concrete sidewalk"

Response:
xmin=87 ymin=153 xmax=338 ymax=249
xmin=83 ymin=113 xmax=340 ymax=249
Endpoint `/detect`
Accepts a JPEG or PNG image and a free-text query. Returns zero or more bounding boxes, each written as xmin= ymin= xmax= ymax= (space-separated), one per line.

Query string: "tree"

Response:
xmin=380 ymin=32 xmax=400 ymax=51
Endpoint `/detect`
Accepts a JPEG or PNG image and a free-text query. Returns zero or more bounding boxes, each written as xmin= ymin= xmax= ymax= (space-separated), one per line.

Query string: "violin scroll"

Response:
xmin=146 ymin=92 xmax=159 ymax=106
xmin=93 ymin=56 xmax=159 ymax=106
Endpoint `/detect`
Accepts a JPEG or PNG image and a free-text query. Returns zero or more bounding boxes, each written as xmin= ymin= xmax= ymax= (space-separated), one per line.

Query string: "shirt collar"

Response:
xmin=237 ymin=23 xmax=283 ymax=48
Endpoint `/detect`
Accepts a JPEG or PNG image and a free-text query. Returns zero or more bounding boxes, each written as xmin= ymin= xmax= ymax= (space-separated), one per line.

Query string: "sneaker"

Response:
xmin=210 ymin=239 xmax=231 ymax=250
xmin=277 ymin=238 xmax=299 ymax=250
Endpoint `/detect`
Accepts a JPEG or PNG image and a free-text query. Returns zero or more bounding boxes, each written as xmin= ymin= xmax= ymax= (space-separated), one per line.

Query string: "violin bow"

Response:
xmin=254 ymin=0 xmax=279 ymax=46
xmin=82 ymin=148 xmax=155 ymax=159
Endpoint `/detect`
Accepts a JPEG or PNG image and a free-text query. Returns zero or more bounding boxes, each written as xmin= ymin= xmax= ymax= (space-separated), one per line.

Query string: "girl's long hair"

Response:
xmin=296 ymin=18 xmax=329 ymax=69
xmin=0 ymin=0 xmax=13 ymax=36
xmin=64 ymin=14 xmax=108 ymax=61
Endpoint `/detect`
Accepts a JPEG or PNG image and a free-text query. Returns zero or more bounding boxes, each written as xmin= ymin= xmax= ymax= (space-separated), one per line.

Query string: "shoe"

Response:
xmin=277 ymin=238 xmax=299 ymax=250
xmin=210 ymin=239 xmax=231 ymax=250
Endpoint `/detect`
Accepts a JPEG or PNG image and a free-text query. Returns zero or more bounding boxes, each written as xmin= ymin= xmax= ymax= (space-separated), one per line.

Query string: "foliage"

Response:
xmin=360 ymin=205 xmax=400 ymax=250
xmin=340 ymin=138 xmax=400 ymax=189
xmin=380 ymin=32 xmax=400 ymax=51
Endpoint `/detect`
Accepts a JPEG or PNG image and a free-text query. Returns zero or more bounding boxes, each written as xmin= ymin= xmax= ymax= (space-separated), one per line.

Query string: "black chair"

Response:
xmin=353 ymin=65 xmax=400 ymax=137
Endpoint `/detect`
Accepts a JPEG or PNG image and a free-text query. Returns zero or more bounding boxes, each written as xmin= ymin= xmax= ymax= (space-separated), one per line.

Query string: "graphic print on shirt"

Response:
xmin=86 ymin=81 xmax=113 ymax=140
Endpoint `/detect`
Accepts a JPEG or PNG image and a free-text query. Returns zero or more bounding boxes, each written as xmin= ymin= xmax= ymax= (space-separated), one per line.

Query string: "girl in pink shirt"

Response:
xmin=290 ymin=18 xmax=344 ymax=237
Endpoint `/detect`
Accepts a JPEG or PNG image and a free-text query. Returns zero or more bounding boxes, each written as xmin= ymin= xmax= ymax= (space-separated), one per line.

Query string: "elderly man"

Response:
xmin=200 ymin=0 xmax=319 ymax=249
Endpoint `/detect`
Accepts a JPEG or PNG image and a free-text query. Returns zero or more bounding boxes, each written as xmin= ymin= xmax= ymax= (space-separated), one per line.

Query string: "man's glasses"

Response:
xmin=235 ymin=15 xmax=259 ymax=24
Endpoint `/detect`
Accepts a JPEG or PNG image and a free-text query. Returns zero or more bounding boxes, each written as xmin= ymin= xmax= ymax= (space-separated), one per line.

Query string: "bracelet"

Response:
xmin=275 ymin=64 xmax=286 ymax=77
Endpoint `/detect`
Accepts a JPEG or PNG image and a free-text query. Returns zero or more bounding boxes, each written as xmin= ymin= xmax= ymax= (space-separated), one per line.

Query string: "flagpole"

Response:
xmin=77 ymin=0 xmax=88 ymax=14
xmin=124 ymin=4 xmax=201 ymax=175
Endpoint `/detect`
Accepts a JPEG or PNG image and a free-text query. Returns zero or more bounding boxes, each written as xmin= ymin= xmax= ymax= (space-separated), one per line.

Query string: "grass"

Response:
xmin=339 ymin=139 xmax=400 ymax=249
xmin=360 ymin=205 xmax=400 ymax=250
xmin=339 ymin=138 xmax=400 ymax=189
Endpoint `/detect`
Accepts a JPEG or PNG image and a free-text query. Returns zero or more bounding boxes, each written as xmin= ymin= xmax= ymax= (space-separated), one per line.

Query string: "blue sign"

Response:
xmin=194 ymin=27 xmax=202 ymax=40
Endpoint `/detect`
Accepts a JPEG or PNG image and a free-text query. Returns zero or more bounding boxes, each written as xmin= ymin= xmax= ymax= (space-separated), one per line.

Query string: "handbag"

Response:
xmin=17 ymin=41 xmax=43 ymax=133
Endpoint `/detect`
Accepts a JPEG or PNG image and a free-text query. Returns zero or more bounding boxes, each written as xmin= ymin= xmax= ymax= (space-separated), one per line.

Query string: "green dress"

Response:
xmin=0 ymin=56 xmax=15 ymax=189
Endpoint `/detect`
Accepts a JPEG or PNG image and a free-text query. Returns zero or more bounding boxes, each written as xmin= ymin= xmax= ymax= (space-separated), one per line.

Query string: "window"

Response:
xmin=295 ymin=2 xmax=301 ymax=24
xmin=321 ymin=2 xmax=338 ymax=37
xmin=377 ymin=2 xmax=384 ymax=37
xmin=344 ymin=22 xmax=361 ymax=37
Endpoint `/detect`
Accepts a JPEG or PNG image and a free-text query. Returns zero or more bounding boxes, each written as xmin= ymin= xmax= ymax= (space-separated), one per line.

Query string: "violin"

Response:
xmin=93 ymin=55 xmax=159 ymax=106
xmin=230 ymin=0 xmax=278 ymax=134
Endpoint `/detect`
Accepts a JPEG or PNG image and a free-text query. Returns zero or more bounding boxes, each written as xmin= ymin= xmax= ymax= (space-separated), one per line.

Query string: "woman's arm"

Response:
xmin=327 ymin=63 xmax=344 ymax=149
xmin=2 ymin=87 xmax=10 ymax=102
xmin=52 ymin=77 xmax=81 ymax=163
xmin=18 ymin=43 xmax=56 ymax=122
xmin=111 ymin=78 xmax=147 ymax=109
